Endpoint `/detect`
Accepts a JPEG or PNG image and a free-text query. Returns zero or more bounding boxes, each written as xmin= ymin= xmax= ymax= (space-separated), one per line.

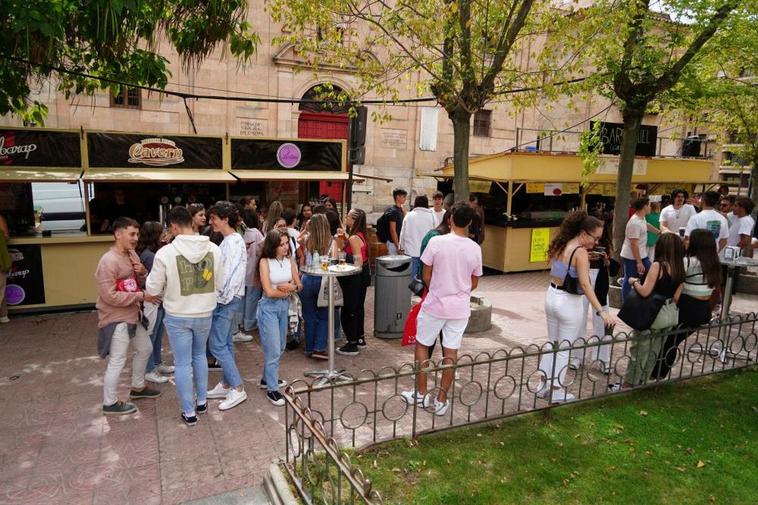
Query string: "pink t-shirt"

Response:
xmin=419 ymin=233 xmax=483 ymax=319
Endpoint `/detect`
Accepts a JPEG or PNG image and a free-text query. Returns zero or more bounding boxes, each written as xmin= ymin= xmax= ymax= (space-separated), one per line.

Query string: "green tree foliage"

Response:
xmin=269 ymin=0 xmax=575 ymax=201
xmin=0 ymin=0 xmax=259 ymax=124
xmin=576 ymin=0 xmax=750 ymax=252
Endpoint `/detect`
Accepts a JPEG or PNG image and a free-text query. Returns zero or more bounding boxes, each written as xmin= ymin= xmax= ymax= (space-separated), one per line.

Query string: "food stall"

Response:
xmin=427 ymin=152 xmax=714 ymax=272
xmin=1 ymin=126 xmax=349 ymax=312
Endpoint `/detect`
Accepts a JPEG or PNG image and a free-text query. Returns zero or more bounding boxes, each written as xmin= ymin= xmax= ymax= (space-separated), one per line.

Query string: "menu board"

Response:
xmin=530 ymin=228 xmax=551 ymax=263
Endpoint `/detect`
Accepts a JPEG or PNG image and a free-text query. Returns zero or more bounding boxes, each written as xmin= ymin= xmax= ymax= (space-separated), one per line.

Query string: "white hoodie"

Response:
xmin=146 ymin=234 xmax=224 ymax=318
xmin=400 ymin=207 xmax=436 ymax=257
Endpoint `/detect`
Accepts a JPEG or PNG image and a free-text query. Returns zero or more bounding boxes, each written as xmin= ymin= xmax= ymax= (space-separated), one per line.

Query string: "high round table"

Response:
xmin=300 ymin=263 xmax=360 ymax=386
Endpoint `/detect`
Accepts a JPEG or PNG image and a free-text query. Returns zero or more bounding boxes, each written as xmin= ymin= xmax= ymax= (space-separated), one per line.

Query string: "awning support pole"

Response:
xmin=506 ymin=180 xmax=513 ymax=216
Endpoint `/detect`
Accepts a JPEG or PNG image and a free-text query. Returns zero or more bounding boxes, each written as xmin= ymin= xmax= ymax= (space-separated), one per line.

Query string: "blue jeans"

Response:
xmin=300 ymin=274 xmax=328 ymax=353
xmin=257 ymin=296 xmax=289 ymax=392
xmin=164 ymin=314 xmax=212 ymax=416
xmin=209 ymin=297 xmax=244 ymax=389
xmin=145 ymin=305 xmax=165 ymax=373
xmin=622 ymin=257 xmax=651 ymax=302
xmin=410 ymin=257 xmax=423 ymax=280
xmin=243 ymin=285 xmax=263 ymax=331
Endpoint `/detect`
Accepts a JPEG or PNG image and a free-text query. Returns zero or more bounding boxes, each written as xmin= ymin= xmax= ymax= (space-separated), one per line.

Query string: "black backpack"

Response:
xmin=375 ymin=207 xmax=393 ymax=243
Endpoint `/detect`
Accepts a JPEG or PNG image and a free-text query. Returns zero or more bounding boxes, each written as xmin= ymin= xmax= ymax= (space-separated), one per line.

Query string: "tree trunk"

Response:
xmin=451 ymin=109 xmax=472 ymax=202
xmin=612 ymin=108 xmax=645 ymax=257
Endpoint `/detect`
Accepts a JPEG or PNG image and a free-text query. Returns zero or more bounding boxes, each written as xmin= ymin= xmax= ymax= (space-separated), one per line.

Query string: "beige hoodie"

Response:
xmin=146 ymin=234 xmax=224 ymax=318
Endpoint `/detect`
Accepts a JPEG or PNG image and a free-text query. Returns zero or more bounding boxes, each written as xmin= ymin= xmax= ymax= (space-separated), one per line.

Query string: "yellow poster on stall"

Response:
xmin=530 ymin=228 xmax=551 ymax=263
xmin=469 ymin=180 xmax=492 ymax=193
xmin=526 ymin=182 xmax=544 ymax=193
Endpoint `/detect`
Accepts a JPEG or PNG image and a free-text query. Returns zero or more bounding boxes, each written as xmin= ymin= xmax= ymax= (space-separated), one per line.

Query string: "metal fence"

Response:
xmin=282 ymin=312 xmax=757 ymax=504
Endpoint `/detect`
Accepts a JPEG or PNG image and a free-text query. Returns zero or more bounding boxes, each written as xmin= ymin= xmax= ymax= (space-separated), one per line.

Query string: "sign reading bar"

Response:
xmin=87 ymin=133 xmax=223 ymax=169
xmin=231 ymin=139 xmax=342 ymax=171
xmin=591 ymin=121 xmax=658 ymax=157
xmin=530 ymin=228 xmax=551 ymax=263
xmin=0 ymin=129 xmax=81 ymax=168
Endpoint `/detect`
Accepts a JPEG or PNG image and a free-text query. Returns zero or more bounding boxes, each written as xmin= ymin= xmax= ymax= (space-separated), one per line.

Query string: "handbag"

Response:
xmin=408 ymin=277 xmax=426 ymax=296
xmin=561 ymin=248 xmax=582 ymax=295
xmin=317 ymin=275 xmax=344 ymax=307
xmin=618 ymin=290 xmax=667 ymax=330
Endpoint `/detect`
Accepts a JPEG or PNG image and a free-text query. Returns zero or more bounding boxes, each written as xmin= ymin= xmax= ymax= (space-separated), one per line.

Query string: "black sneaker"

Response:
xmin=129 ymin=387 xmax=161 ymax=399
xmin=103 ymin=401 xmax=138 ymax=416
xmin=207 ymin=359 xmax=222 ymax=372
xmin=259 ymin=379 xmax=288 ymax=390
xmin=196 ymin=402 xmax=208 ymax=415
xmin=336 ymin=343 xmax=360 ymax=356
xmin=267 ymin=390 xmax=285 ymax=407
xmin=356 ymin=337 xmax=367 ymax=347
xmin=181 ymin=413 xmax=198 ymax=426
xmin=286 ymin=339 xmax=300 ymax=351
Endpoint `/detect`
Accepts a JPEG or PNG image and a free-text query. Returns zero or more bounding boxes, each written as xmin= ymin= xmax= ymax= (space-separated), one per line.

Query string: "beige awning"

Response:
xmin=0 ymin=169 xmax=82 ymax=182
xmin=230 ymin=170 xmax=362 ymax=182
xmin=83 ymin=169 xmax=236 ymax=183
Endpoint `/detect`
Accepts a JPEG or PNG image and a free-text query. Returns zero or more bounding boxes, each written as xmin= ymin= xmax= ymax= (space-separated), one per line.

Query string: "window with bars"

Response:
xmin=110 ymin=87 xmax=141 ymax=109
xmin=473 ymin=109 xmax=492 ymax=137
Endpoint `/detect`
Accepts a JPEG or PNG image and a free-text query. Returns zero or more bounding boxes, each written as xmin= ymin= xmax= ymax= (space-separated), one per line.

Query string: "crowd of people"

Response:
xmin=537 ymin=189 xmax=755 ymax=402
xmin=93 ymin=189 xmax=486 ymax=423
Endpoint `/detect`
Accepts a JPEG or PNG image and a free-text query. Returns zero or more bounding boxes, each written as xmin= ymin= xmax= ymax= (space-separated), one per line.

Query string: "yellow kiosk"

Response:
xmin=429 ymin=152 xmax=715 ymax=272
xmin=1 ymin=127 xmax=350 ymax=312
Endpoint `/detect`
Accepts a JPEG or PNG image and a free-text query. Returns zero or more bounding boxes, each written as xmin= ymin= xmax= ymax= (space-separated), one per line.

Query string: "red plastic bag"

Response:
xmin=402 ymin=293 xmax=426 ymax=346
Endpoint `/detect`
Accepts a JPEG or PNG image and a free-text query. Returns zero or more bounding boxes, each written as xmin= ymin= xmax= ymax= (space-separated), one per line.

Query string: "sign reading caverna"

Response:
xmin=87 ymin=132 xmax=222 ymax=169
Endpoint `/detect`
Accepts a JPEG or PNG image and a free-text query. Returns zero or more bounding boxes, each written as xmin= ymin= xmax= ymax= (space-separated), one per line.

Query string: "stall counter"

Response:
xmin=483 ymin=224 xmax=559 ymax=272
xmin=6 ymin=234 xmax=113 ymax=312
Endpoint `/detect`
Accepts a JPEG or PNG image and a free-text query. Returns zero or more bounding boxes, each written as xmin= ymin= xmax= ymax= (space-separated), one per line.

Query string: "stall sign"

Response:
xmin=0 ymin=129 xmax=81 ymax=167
xmin=530 ymin=228 xmax=551 ymax=263
xmin=5 ymin=245 xmax=45 ymax=306
xmin=526 ymin=182 xmax=544 ymax=193
xmin=469 ymin=180 xmax=492 ymax=193
xmin=596 ymin=156 xmax=648 ymax=176
xmin=87 ymin=133 xmax=223 ymax=169
xmin=590 ymin=121 xmax=658 ymax=157
xmin=544 ymin=183 xmax=564 ymax=196
xmin=231 ymin=139 xmax=342 ymax=171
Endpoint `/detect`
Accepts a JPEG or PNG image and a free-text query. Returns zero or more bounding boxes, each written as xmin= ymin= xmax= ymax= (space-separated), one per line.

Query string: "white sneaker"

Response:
xmin=547 ymin=389 xmax=575 ymax=404
xmin=145 ymin=372 xmax=170 ymax=384
xmin=433 ymin=399 xmax=450 ymax=416
xmin=0 ymin=316 xmax=9 ymax=324
xmin=207 ymin=382 xmax=231 ymax=399
xmin=401 ymin=390 xmax=429 ymax=406
xmin=232 ymin=331 xmax=253 ymax=343
xmin=219 ymin=389 xmax=248 ymax=411
xmin=157 ymin=364 xmax=175 ymax=374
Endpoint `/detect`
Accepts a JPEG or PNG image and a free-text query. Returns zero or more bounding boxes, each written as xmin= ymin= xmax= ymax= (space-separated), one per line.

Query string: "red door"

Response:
xmin=298 ymin=112 xmax=348 ymax=202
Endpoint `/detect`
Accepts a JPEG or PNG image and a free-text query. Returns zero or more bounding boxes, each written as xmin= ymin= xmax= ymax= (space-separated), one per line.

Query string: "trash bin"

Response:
xmin=374 ymin=255 xmax=412 ymax=339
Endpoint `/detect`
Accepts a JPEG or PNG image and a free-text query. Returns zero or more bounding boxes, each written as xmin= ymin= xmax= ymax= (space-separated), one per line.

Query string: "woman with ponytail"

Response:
xmin=537 ymin=211 xmax=617 ymax=403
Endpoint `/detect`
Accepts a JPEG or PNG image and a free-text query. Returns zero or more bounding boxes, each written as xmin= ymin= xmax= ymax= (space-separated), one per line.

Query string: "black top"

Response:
xmin=387 ymin=205 xmax=403 ymax=236
xmin=654 ymin=268 xmax=678 ymax=299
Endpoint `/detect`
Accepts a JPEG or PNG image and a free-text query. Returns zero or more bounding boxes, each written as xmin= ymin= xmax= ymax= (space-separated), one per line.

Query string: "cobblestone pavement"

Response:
xmin=0 ymin=271 xmax=755 ymax=504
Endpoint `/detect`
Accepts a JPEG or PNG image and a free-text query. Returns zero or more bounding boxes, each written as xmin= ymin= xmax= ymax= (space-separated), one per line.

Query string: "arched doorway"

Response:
xmin=297 ymin=85 xmax=350 ymax=203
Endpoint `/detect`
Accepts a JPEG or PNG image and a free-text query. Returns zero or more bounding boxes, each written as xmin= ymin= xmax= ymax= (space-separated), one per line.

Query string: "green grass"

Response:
xmin=360 ymin=369 xmax=758 ymax=505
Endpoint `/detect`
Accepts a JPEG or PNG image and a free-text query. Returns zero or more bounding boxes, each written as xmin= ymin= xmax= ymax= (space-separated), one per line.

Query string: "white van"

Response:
xmin=31 ymin=182 xmax=86 ymax=232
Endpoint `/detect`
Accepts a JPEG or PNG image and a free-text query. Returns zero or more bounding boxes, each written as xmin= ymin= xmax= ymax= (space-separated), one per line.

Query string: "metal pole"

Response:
xmin=328 ymin=274 xmax=335 ymax=376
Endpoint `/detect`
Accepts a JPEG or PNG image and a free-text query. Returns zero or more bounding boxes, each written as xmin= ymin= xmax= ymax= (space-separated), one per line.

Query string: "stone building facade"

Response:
xmin=0 ymin=0 xmax=717 ymax=210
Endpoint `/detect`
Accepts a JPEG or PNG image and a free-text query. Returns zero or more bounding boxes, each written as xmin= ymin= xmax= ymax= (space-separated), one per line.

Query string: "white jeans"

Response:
xmin=539 ymin=287 xmax=584 ymax=388
xmin=103 ymin=322 xmax=152 ymax=406
xmin=572 ymin=268 xmax=612 ymax=367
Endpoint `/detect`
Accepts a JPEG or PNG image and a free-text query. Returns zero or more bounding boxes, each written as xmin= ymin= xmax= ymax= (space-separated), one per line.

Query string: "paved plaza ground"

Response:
xmin=0 ymin=271 xmax=755 ymax=505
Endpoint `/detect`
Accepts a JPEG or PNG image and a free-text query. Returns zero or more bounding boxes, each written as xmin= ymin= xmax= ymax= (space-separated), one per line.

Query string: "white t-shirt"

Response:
xmin=620 ymin=214 xmax=648 ymax=260
xmin=419 ymin=233 xmax=483 ymax=320
xmin=684 ymin=209 xmax=728 ymax=248
xmin=660 ymin=204 xmax=697 ymax=233
xmin=432 ymin=208 xmax=446 ymax=227
xmin=727 ymin=215 xmax=755 ymax=248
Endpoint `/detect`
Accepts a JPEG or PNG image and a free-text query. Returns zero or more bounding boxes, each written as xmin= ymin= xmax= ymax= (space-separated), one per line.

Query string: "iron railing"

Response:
xmin=282 ymin=312 xmax=757 ymax=504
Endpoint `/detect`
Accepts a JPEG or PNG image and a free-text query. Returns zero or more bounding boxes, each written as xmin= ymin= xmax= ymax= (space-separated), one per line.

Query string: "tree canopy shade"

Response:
xmin=0 ymin=0 xmax=259 ymax=123
xmin=269 ymin=0 xmax=575 ymax=201
xmin=576 ymin=0 xmax=750 ymax=251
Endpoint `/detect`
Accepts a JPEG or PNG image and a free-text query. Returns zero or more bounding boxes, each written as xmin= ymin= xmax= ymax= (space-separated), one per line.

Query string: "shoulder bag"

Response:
xmin=618 ymin=289 xmax=666 ymax=330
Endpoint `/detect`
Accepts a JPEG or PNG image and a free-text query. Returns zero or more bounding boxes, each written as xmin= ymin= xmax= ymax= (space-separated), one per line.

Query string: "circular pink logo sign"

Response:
xmin=276 ymin=143 xmax=302 ymax=169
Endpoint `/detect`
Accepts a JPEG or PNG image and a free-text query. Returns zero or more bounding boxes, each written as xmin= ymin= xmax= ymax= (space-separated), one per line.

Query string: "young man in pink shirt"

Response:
xmin=401 ymin=204 xmax=483 ymax=415
xmin=95 ymin=217 xmax=161 ymax=416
